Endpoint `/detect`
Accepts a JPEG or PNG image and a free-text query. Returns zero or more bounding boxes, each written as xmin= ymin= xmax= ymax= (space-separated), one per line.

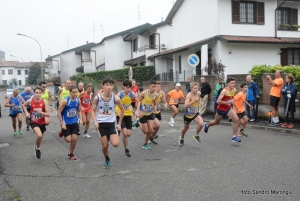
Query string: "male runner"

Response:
xmin=149 ymin=81 xmax=167 ymax=144
xmin=39 ymin=81 xmax=53 ymax=125
xmin=4 ymin=88 xmax=25 ymax=136
xmin=204 ymin=77 xmax=242 ymax=143
xmin=179 ymin=82 xmax=203 ymax=146
xmin=131 ymin=79 xmax=139 ymax=108
xmin=77 ymin=82 xmax=84 ymax=95
xmin=234 ymin=82 xmax=253 ymax=137
xmin=20 ymin=86 xmax=33 ymax=131
xmin=91 ymin=77 xmax=124 ymax=169
xmin=79 ymin=83 xmax=93 ymax=138
xmin=135 ymin=80 xmax=157 ymax=150
xmin=57 ymin=80 xmax=71 ymax=104
xmin=116 ymin=80 xmax=138 ymax=157
xmin=166 ymin=83 xmax=185 ymax=126
xmin=23 ymin=86 xmax=50 ymax=159
xmin=57 ymin=86 xmax=83 ymax=160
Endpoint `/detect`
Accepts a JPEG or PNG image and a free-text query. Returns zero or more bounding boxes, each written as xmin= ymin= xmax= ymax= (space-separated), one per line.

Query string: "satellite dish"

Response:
xmin=129 ymin=67 xmax=133 ymax=80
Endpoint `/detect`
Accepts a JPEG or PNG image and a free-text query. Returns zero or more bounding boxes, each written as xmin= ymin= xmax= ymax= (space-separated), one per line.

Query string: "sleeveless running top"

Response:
xmin=140 ymin=90 xmax=156 ymax=116
xmin=61 ymin=87 xmax=70 ymax=101
xmin=9 ymin=95 xmax=22 ymax=115
xmin=153 ymin=91 xmax=163 ymax=114
xmin=62 ymin=96 xmax=80 ymax=125
xmin=96 ymin=93 xmax=116 ymax=123
xmin=217 ymin=87 xmax=236 ymax=111
xmin=116 ymin=90 xmax=133 ymax=116
xmin=184 ymin=93 xmax=200 ymax=119
xmin=20 ymin=91 xmax=33 ymax=108
xmin=41 ymin=89 xmax=49 ymax=102
xmin=80 ymin=91 xmax=91 ymax=109
xmin=30 ymin=98 xmax=46 ymax=125
xmin=77 ymin=89 xmax=84 ymax=97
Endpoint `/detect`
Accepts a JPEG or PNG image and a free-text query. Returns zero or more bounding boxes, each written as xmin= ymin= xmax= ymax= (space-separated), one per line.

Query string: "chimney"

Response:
xmin=86 ymin=41 xmax=89 ymax=44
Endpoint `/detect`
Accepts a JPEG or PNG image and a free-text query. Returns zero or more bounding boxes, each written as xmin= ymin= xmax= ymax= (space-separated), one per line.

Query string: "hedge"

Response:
xmin=249 ymin=65 xmax=300 ymax=90
xmin=76 ymin=66 xmax=156 ymax=86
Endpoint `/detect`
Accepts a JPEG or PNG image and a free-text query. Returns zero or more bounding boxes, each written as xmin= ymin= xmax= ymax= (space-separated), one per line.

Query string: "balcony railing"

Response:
xmin=138 ymin=45 xmax=158 ymax=52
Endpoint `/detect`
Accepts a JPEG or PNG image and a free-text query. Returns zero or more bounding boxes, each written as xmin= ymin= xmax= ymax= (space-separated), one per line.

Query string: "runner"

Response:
xmin=166 ymin=83 xmax=185 ymax=126
xmin=20 ymin=86 xmax=33 ymax=131
xmin=149 ymin=81 xmax=168 ymax=143
xmin=4 ymin=88 xmax=25 ymax=136
xmin=135 ymin=80 xmax=157 ymax=150
xmin=22 ymin=86 xmax=50 ymax=159
xmin=179 ymin=82 xmax=203 ymax=146
xmin=116 ymin=80 xmax=138 ymax=157
xmin=203 ymin=77 xmax=242 ymax=143
xmin=57 ymin=85 xmax=83 ymax=160
xmin=57 ymin=80 xmax=71 ymax=104
xmin=77 ymin=82 xmax=84 ymax=95
xmin=39 ymin=81 xmax=53 ymax=126
xmin=79 ymin=83 xmax=93 ymax=138
xmin=91 ymin=77 xmax=124 ymax=169
xmin=233 ymin=82 xmax=253 ymax=137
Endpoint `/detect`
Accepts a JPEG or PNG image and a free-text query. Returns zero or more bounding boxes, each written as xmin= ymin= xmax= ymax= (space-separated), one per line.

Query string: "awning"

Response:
xmin=124 ymin=55 xmax=146 ymax=65
xmin=96 ymin=63 xmax=105 ymax=69
xmin=76 ymin=66 xmax=84 ymax=73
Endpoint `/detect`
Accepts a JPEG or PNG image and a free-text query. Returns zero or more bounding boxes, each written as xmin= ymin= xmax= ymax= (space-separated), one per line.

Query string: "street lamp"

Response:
xmin=16 ymin=33 xmax=43 ymax=81
xmin=10 ymin=55 xmax=25 ymax=86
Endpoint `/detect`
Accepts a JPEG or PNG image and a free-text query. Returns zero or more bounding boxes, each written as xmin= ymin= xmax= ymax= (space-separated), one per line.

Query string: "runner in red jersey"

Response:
xmin=131 ymin=79 xmax=139 ymax=108
xmin=79 ymin=83 xmax=93 ymax=138
xmin=23 ymin=86 xmax=50 ymax=159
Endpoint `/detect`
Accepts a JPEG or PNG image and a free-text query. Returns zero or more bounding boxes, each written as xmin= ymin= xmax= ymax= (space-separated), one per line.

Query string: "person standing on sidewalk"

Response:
xmin=213 ymin=77 xmax=223 ymax=117
xmin=20 ymin=86 xmax=33 ymax=131
xmin=266 ymin=70 xmax=284 ymax=126
xmin=4 ymin=88 xmax=25 ymax=136
xmin=245 ymin=75 xmax=259 ymax=122
xmin=199 ymin=77 xmax=211 ymax=116
xmin=166 ymin=83 xmax=185 ymax=126
xmin=186 ymin=77 xmax=192 ymax=93
xmin=131 ymin=79 xmax=139 ymax=108
xmin=23 ymin=86 xmax=50 ymax=159
xmin=281 ymin=74 xmax=297 ymax=129
xmin=57 ymin=85 xmax=83 ymax=160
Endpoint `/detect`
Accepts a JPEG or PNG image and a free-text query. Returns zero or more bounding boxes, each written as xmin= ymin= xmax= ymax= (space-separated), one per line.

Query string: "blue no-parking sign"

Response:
xmin=187 ymin=54 xmax=200 ymax=68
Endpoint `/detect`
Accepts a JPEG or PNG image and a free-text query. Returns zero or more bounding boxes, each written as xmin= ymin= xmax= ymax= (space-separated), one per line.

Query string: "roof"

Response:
xmin=140 ymin=21 xmax=167 ymax=35
xmin=0 ymin=61 xmax=18 ymax=67
xmin=45 ymin=53 xmax=61 ymax=61
xmin=0 ymin=61 xmax=47 ymax=68
xmin=62 ymin=42 xmax=96 ymax=54
xmin=219 ymin=35 xmax=300 ymax=44
xmin=124 ymin=55 xmax=146 ymax=65
xmin=165 ymin=0 xmax=185 ymax=25
xmin=0 ymin=50 xmax=4 ymax=53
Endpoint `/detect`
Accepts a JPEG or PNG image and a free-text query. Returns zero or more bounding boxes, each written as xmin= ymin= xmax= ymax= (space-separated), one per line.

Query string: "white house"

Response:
xmin=148 ymin=0 xmax=300 ymax=81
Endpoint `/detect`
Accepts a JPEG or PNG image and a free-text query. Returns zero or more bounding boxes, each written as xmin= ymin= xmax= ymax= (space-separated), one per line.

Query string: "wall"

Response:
xmin=60 ymin=51 xmax=81 ymax=82
xmin=0 ymin=67 xmax=29 ymax=86
xmin=49 ymin=55 xmax=60 ymax=76
xmin=91 ymin=43 xmax=105 ymax=71
xmin=157 ymin=24 xmax=173 ymax=51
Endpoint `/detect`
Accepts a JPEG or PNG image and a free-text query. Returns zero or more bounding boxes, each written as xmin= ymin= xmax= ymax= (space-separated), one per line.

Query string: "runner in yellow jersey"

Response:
xmin=149 ymin=81 xmax=168 ymax=144
xmin=135 ymin=80 xmax=158 ymax=150
xmin=39 ymin=81 xmax=53 ymax=125
xmin=116 ymin=80 xmax=138 ymax=157
xmin=179 ymin=82 xmax=203 ymax=146
xmin=57 ymin=80 xmax=71 ymax=103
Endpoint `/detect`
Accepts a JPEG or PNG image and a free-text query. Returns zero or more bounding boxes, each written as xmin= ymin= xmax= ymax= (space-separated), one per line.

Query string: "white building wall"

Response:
xmin=60 ymin=51 xmax=81 ymax=82
xmin=48 ymin=55 xmax=60 ymax=77
xmin=0 ymin=67 xmax=29 ymax=86
xmin=105 ymin=36 xmax=131 ymax=70
xmin=157 ymin=24 xmax=173 ymax=51
xmin=91 ymin=43 xmax=105 ymax=69
xmin=173 ymin=50 xmax=198 ymax=82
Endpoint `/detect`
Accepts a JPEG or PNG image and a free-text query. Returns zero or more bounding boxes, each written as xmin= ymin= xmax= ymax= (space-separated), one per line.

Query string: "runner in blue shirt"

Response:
xmin=20 ymin=86 xmax=33 ymax=131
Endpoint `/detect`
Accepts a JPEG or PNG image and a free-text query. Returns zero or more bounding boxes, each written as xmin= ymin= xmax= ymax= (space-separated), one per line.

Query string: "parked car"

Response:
xmin=5 ymin=89 xmax=14 ymax=99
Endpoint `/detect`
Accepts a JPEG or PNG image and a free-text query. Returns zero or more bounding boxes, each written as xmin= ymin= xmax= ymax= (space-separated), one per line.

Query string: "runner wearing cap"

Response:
xmin=166 ymin=83 xmax=185 ymax=127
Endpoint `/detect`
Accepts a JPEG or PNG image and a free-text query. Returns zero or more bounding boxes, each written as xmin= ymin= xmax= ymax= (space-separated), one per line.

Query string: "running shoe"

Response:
xmin=281 ymin=123 xmax=288 ymax=128
xmin=142 ymin=144 xmax=151 ymax=150
xmin=78 ymin=131 xmax=81 ymax=135
xmin=83 ymin=133 xmax=91 ymax=138
xmin=249 ymin=118 xmax=255 ymax=122
xmin=179 ymin=136 xmax=184 ymax=146
xmin=148 ymin=138 xmax=158 ymax=144
xmin=13 ymin=131 xmax=17 ymax=136
xmin=204 ymin=122 xmax=209 ymax=133
xmin=168 ymin=121 xmax=174 ymax=127
xmin=238 ymin=131 xmax=248 ymax=137
xmin=153 ymin=135 xmax=158 ymax=139
xmin=58 ymin=130 xmax=63 ymax=138
xmin=231 ymin=136 xmax=241 ymax=143
xmin=68 ymin=153 xmax=77 ymax=160
xmin=124 ymin=151 xmax=131 ymax=157
xmin=170 ymin=117 xmax=174 ymax=124
xmin=26 ymin=126 xmax=30 ymax=131
xmin=34 ymin=146 xmax=41 ymax=159
xmin=104 ymin=160 xmax=111 ymax=169
xmin=134 ymin=118 xmax=140 ymax=128
xmin=269 ymin=122 xmax=276 ymax=127
xmin=287 ymin=124 xmax=294 ymax=129
xmin=19 ymin=130 xmax=23 ymax=135
xmin=193 ymin=134 xmax=201 ymax=143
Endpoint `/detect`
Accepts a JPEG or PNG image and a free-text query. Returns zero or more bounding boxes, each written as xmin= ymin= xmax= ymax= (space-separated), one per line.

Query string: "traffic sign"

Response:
xmin=187 ymin=54 xmax=200 ymax=68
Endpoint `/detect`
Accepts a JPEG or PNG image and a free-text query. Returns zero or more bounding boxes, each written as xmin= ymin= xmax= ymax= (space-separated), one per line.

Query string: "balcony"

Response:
xmin=138 ymin=45 xmax=158 ymax=52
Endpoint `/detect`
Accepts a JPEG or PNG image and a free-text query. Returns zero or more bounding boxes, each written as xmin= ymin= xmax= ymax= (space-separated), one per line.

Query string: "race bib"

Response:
xmin=32 ymin=112 xmax=44 ymax=120
xmin=123 ymin=104 xmax=131 ymax=111
xmin=12 ymin=106 xmax=20 ymax=111
xmin=185 ymin=106 xmax=197 ymax=116
xmin=67 ymin=109 xmax=77 ymax=117
xmin=99 ymin=102 xmax=113 ymax=115
xmin=142 ymin=104 xmax=153 ymax=113
xmin=83 ymin=98 xmax=90 ymax=104
xmin=173 ymin=99 xmax=179 ymax=103
xmin=156 ymin=103 xmax=161 ymax=111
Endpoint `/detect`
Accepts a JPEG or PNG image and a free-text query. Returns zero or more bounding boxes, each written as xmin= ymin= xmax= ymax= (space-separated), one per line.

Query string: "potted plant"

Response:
xmin=279 ymin=24 xmax=291 ymax=30
xmin=291 ymin=24 xmax=300 ymax=31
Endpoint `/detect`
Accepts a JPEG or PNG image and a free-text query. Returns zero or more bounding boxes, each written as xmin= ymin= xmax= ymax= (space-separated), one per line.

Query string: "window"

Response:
xmin=17 ymin=70 xmax=21 ymax=75
xmin=149 ymin=34 xmax=156 ymax=49
xmin=2 ymin=70 xmax=5 ymax=75
xmin=2 ymin=80 xmax=7 ymax=85
xmin=277 ymin=8 xmax=298 ymax=30
xmin=19 ymin=80 xmax=22 ymax=85
xmin=232 ymin=1 xmax=264 ymax=25
xmin=179 ymin=56 xmax=182 ymax=74
xmin=133 ymin=38 xmax=138 ymax=52
xmin=281 ymin=48 xmax=300 ymax=66
xmin=25 ymin=70 xmax=28 ymax=75
xmin=8 ymin=69 xmax=13 ymax=75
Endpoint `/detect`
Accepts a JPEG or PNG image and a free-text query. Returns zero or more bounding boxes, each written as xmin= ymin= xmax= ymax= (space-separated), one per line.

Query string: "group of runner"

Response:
xmin=4 ymin=76 xmax=251 ymax=169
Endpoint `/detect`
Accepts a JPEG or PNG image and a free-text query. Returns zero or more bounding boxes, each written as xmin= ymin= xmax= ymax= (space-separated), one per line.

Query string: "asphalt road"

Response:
xmin=0 ymin=90 xmax=299 ymax=201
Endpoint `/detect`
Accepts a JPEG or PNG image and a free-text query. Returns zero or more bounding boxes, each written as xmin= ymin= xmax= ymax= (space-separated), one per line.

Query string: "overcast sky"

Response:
xmin=0 ymin=0 xmax=174 ymax=62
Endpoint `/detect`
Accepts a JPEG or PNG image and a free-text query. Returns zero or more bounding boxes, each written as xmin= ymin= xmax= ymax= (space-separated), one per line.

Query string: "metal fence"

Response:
xmin=158 ymin=70 xmax=194 ymax=82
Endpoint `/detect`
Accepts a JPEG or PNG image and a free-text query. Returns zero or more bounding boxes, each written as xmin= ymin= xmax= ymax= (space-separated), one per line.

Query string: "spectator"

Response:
xmin=186 ymin=77 xmax=192 ymax=93
xmin=131 ymin=79 xmax=139 ymax=108
xmin=266 ymin=70 xmax=284 ymax=126
xmin=199 ymin=77 xmax=211 ymax=115
xmin=281 ymin=74 xmax=297 ymax=129
xmin=246 ymin=75 xmax=259 ymax=122
xmin=213 ymin=77 xmax=223 ymax=117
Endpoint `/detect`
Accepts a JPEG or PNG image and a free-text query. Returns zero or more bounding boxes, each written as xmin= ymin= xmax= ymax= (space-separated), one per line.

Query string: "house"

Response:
xmin=0 ymin=50 xmax=5 ymax=62
xmin=148 ymin=0 xmax=300 ymax=81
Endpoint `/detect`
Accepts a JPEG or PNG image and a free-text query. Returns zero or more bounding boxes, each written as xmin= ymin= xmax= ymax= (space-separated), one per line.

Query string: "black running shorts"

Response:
xmin=117 ymin=116 xmax=132 ymax=129
xmin=62 ymin=123 xmax=79 ymax=137
xmin=98 ymin=122 xmax=117 ymax=138
xmin=183 ymin=113 xmax=200 ymax=124
xmin=270 ymin=95 xmax=280 ymax=107
xmin=153 ymin=112 xmax=162 ymax=120
xmin=140 ymin=114 xmax=154 ymax=124
xmin=30 ymin=123 xmax=46 ymax=134
xmin=237 ymin=111 xmax=247 ymax=120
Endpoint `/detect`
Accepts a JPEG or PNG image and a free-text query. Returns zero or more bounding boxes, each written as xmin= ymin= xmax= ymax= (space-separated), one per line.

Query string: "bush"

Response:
xmin=76 ymin=66 xmax=155 ymax=86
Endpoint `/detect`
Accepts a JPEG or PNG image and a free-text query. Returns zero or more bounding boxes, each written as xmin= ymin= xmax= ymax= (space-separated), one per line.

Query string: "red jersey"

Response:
xmin=80 ymin=91 xmax=92 ymax=109
xmin=131 ymin=85 xmax=139 ymax=103
xmin=217 ymin=87 xmax=236 ymax=111
xmin=30 ymin=98 xmax=46 ymax=125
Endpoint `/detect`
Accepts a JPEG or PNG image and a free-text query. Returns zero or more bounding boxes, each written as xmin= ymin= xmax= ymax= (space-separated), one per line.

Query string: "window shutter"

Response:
xmin=257 ymin=2 xmax=265 ymax=25
xmin=281 ymin=49 xmax=288 ymax=66
xmin=232 ymin=0 xmax=240 ymax=24
xmin=291 ymin=9 xmax=298 ymax=25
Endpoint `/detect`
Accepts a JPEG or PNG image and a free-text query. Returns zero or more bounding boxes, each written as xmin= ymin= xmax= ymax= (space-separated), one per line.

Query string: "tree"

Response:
xmin=203 ymin=57 xmax=226 ymax=80
xmin=26 ymin=63 xmax=42 ymax=85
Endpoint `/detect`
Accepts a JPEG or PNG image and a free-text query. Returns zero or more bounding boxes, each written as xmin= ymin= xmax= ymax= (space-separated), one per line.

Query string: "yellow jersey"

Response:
xmin=61 ymin=87 xmax=70 ymax=101
xmin=153 ymin=91 xmax=163 ymax=114
xmin=184 ymin=92 xmax=200 ymax=119
xmin=140 ymin=90 xmax=156 ymax=116
xmin=41 ymin=89 xmax=49 ymax=102
xmin=116 ymin=91 xmax=133 ymax=116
